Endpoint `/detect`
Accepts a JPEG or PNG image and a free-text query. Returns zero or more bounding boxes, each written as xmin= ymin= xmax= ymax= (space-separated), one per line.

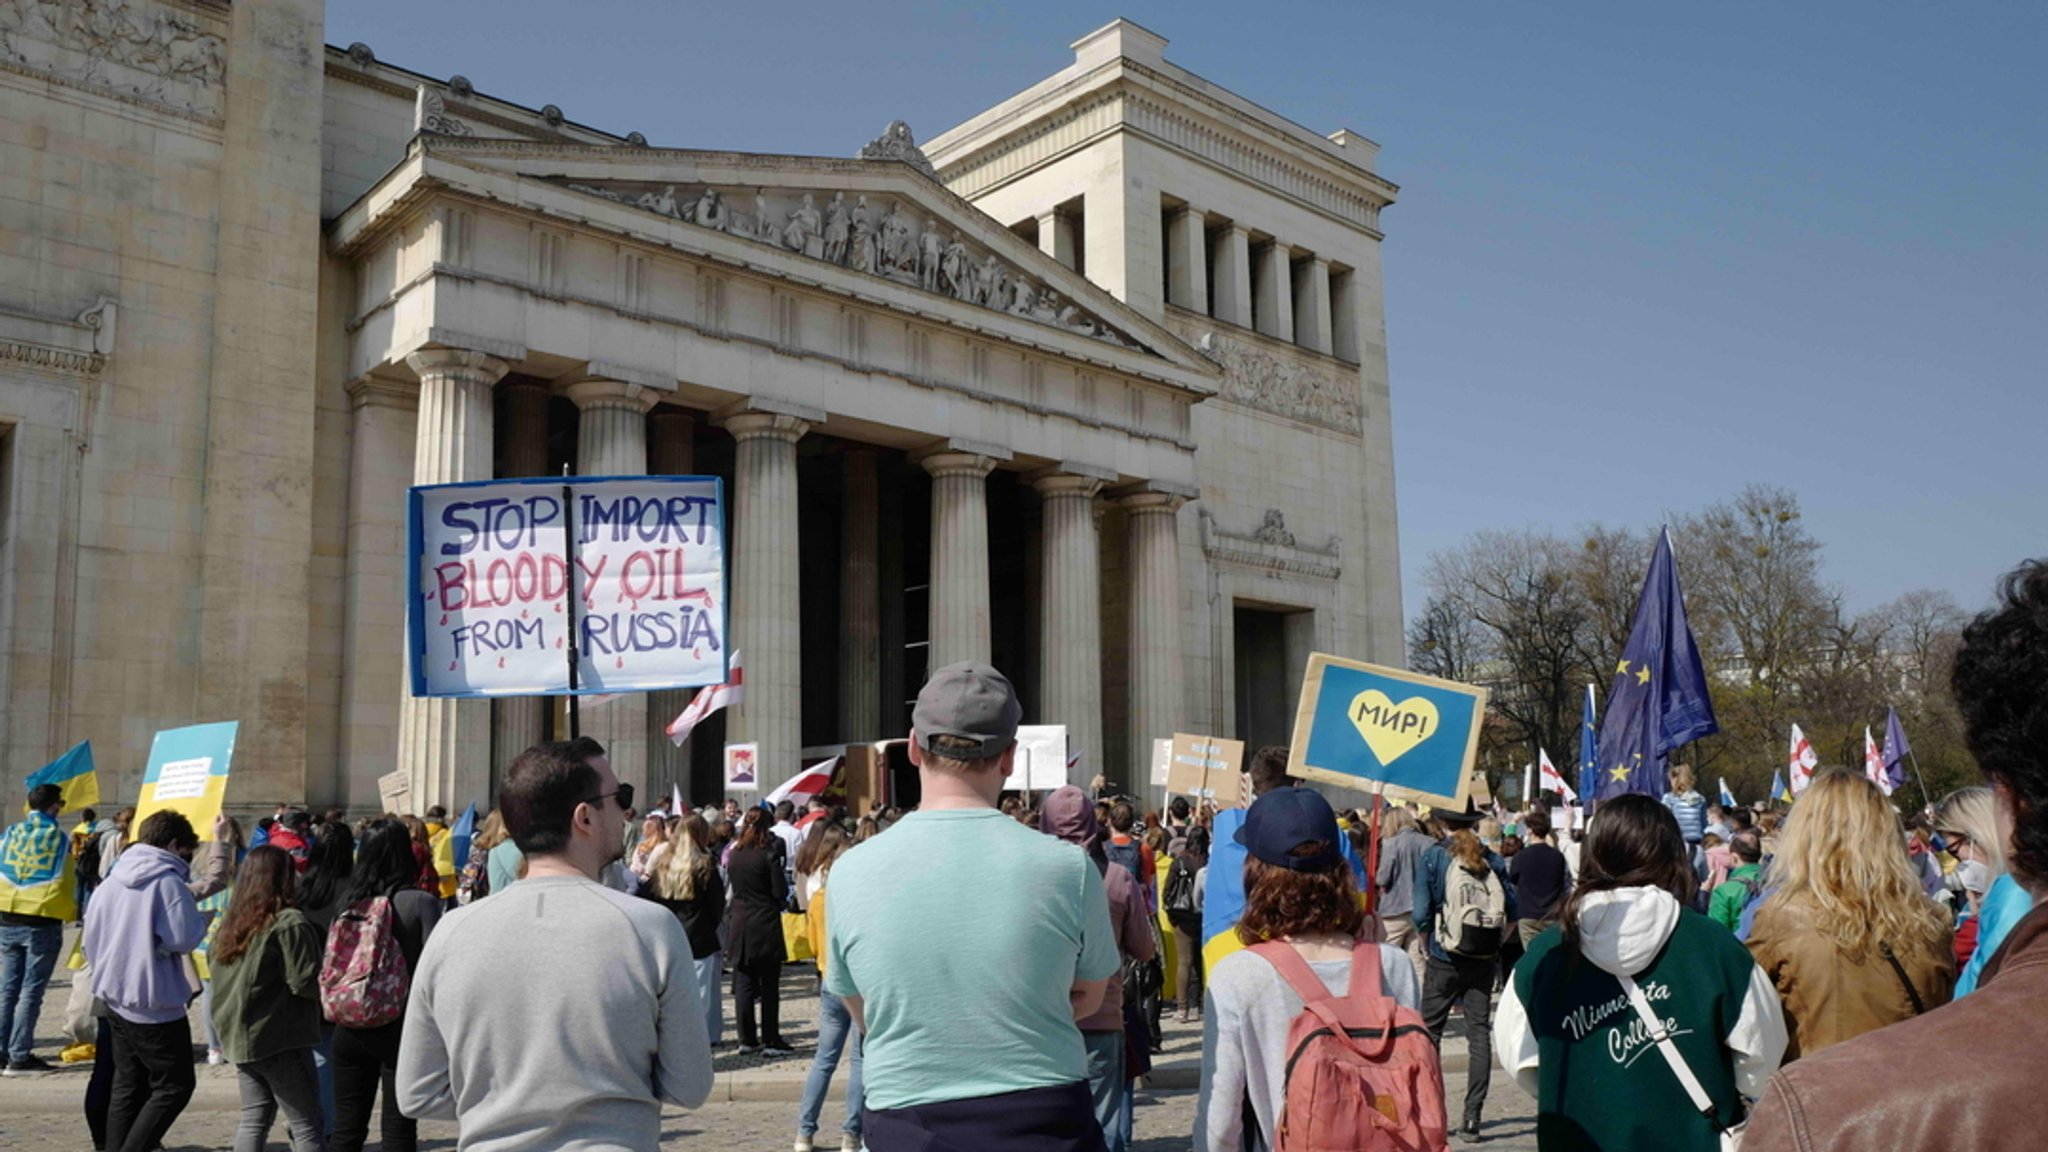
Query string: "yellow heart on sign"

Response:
xmin=1349 ymin=690 xmax=1440 ymax=766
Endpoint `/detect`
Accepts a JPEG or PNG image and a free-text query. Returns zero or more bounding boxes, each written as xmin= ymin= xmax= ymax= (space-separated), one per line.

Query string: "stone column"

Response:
xmin=1122 ymin=488 xmax=1188 ymax=793
xmin=490 ymin=378 xmax=552 ymax=783
xmin=1212 ymin=225 xmax=1252 ymax=328
xmin=645 ymin=406 xmax=697 ymax=795
xmin=839 ymin=449 xmax=882 ymax=741
xmin=1034 ymin=471 xmax=1105 ymax=786
xmin=339 ymin=376 xmax=417 ymax=811
xmin=1330 ymin=269 xmax=1360 ymax=362
xmin=398 ymin=349 xmax=507 ymax=811
xmin=1037 ymin=209 xmax=1076 ymax=270
xmin=720 ymin=409 xmax=810 ymax=793
xmin=1255 ymin=242 xmax=1296 ymax=343
xmin=1167 ymin=206 xmax=1209 ymax=315
xmin=921 ymin=451 xmax=997 ymax=670
xmin=561 ymin=378 xmax=660 ymax=800
xmin=1297 ymin=257 xmax=1333 ymax=354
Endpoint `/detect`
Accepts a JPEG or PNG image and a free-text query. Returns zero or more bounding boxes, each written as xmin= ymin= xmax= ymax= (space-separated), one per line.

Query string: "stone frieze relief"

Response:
xmin=0 ymin=0 xmax=226 ymax=118
xmin=1194 ymin=331 xmax=1362 ymax=434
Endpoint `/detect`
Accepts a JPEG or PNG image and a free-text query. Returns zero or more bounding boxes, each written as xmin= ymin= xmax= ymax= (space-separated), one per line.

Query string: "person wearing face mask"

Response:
xmin=84 ymin=811 xmax=210 ymax=1152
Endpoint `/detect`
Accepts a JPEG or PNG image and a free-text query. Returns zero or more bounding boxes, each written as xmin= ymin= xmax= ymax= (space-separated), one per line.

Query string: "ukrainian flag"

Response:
xmin=1200 ymin=802 xmax=1367 ymax=972
xmin=24 ymin=741 xmax=98 ymax=815
xmin=1 ymin=810 xmax=78 ymax=921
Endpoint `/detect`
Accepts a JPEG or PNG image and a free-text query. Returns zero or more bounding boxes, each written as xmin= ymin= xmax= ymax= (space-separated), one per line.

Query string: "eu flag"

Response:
xmin=1594 ymin=528 xmax=1719 ymax=800
xmin=1882 ymin=707 xmax=1912 ymax=794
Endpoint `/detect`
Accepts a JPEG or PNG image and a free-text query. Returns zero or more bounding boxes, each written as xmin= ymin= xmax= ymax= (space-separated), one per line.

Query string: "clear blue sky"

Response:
xmin=331 ymin=1 xmax=2045 ymax=617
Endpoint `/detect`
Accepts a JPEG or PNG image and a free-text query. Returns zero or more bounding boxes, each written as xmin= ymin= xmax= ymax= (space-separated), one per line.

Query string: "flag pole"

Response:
xmin=562 ymin=467 xmax=581 ymax=741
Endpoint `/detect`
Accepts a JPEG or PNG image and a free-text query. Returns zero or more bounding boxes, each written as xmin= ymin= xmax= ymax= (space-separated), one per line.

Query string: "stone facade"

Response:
xmin=0 ymin=12 xmax=1401 ymax=809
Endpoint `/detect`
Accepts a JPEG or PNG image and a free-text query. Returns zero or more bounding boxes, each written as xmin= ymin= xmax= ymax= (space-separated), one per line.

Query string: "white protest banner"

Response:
xmin=1150 ymin=738 xmax=1173 ymax=787
xmin=1003 ymin=725 xmax=1069 ymax=792
xmin=408 ymin=476 xmax=728 ymax=698
xmin=376 ymin=770 xmax=413 ymax=815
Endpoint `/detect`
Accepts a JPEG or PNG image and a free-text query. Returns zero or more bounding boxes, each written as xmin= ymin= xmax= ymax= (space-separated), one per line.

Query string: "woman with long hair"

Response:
xmin=329 ymin=818 xmax=443 ymax=1152
xmin=1195 ymin=789 xmax=1425 ymax=1152
xmin=1746 ymin=769 xmax=1955 ymax=1061
xmin=794 ymin=821 xmax=862 ymax=1152
xmin=724 ymin=807 xmax=793 ymax=1054
xmin=645 ymin=813 xmax=726 ymax=1045
xmin=1495 ymin=793 xmax=1786 ymax=1152
xmin=1164 ymin=825 xmax=1209 ymax=1023
xmin=397 ymin=814 xmax=438 ymax=894
xmin=456 ymin=809 xmax=504 ymax=906
xmin=197 ymin=815 xmax=249 ymax=1066
xmin=294 ymin=820 xmax=356 ymax=934
xmin=209 ymin=846 xmax=326 ymax=1152
xmin=627 ymin=813 xmax=669 ymax=885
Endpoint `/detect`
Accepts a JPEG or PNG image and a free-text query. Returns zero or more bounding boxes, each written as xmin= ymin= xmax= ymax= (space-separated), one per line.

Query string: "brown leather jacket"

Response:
xmin=1746 ymin=897 xmax=1956 ymax=1061
xmin=1744 ymin=898 xmax=2048 ymax=1152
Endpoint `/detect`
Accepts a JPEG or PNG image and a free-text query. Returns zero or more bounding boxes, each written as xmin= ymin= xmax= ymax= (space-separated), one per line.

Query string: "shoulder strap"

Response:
xmin=1617 ymin=972 xmax=1726 ymax=1131
xmin=1248 ymin=940 xmax=1329 ymax=1005
xmin=1880 ymin=942 xmax=1928 ymax=1016
xmin=1344 ymin=939 xmax=1387 ymax=1006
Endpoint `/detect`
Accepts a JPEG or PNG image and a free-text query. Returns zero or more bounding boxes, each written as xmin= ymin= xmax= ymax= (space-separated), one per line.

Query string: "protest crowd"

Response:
xmin=1 ymin=557 xmax=2046 ymax=1152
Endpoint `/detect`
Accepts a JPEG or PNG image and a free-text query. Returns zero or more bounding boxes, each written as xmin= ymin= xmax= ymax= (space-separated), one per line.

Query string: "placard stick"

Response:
xmin=562 ymin=469 xmax=582 ymax=739
xmin=1364 ymin=779 xmax=1386 ymax=916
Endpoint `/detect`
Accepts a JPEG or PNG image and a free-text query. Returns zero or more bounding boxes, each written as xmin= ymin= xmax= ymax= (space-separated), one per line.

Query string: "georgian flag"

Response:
xmin=1864 ymin=726 xmax=1894 ymax=796
xmin=665 ymin=652 xmax=741 ymax=746
xmin=1538 ymin=747 xmax=1576 ymax=803
xmin=1788 ymin=723 xmax=1819 ymax=795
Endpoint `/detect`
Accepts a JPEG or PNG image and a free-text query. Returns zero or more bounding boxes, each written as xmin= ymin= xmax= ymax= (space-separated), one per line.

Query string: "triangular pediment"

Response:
xmin=381 ymin=138 xmax=1216 ymax=384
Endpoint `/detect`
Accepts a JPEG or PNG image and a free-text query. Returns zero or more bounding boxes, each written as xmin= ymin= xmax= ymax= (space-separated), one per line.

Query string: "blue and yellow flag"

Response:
xmin=0 ymin=809 xmax=78 ymax=921
xmin=1594 ymin=529 xmax=1719 ymax=800
xmin=1198 ymin=802 xmax=1365 ymax=973
xmin=24 ymin=741 xmax=98 ymax=815
xmin=1771 ymin=769 xmax=1791 ymax=805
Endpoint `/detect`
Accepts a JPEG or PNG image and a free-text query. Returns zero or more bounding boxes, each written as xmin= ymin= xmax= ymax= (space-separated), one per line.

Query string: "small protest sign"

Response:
xmin=134 ymin=722 xmax=238 ymax=840
xmin=1287 ymin=653 xmax=1487 ymax=809
xmin=1149 ymin=738 xmax=1172 ymax=787
xmin=1003 ymin=725 xmax=1069 ymax=792
xmin=376 ymin=770 xmax=413 ymax=815
xmin=1166 ymin=733 xmax=1246 ymax=807
xmin=725 ymin=743 xmax=759 ymax=792
xmin=408 ymin=475 xmax=728 ymax=699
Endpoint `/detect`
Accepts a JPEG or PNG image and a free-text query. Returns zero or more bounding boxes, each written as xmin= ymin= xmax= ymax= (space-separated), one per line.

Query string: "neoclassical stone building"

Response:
xmin=0 ymin=4 xmax=1402 ymax=809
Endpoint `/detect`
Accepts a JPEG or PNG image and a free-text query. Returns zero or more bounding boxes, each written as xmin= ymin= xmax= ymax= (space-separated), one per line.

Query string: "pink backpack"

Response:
xmin=1249 ymin=939 xmax=1449 ymax=1152
xmin=319 ymin=896 xmax=409 ymax=1028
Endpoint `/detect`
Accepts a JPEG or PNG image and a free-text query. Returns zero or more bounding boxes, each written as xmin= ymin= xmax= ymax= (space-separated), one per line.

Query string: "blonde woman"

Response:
xmin=1932 ymin=787 xmax=2004 ymax=970
xmin=457 ymin=810 xmax=505 ymax=905
xmin=1746 ymin=769 xmax=1955 ymax=1062
xmin=627 ymin=813 xmax=669 ymax=884
xmin=644 ymin=813 xmax=726 ymax=1045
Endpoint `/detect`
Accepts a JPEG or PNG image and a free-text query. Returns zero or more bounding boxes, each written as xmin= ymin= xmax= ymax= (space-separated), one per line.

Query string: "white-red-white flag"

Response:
xmin=1864 ymin=726 xmax=1893 ymax=796
xmin=766 ymin=757 xmax=838 ymax=807
xmin=665 ymin=652 xmax=742 ymax=746
xmin=1539 ymin=748 xmax=1577 ymax=803
xmin=1789 ymin=723 xmax=1818 ymax=795
xmin=670 ymin=784 xmax=684 ymax=817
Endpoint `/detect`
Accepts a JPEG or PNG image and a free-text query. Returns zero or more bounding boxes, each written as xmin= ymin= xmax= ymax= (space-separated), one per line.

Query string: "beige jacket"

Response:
xmin=1745 ymin=896 xmax=1955 ymax=1062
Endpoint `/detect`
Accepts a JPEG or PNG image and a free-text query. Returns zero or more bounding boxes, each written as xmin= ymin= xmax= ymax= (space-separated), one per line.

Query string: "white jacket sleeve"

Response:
xmin=1492 ymin=979 xmax=1541 ymax=1100
xmin=1725 ymin=962 xmax=1789 ymax=1100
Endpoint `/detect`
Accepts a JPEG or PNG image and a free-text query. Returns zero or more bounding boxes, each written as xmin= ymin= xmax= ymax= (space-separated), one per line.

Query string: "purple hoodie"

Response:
xmin=1039 ymin=786 xmax=1156 ymax=1031
xmin=84 ymin=843 xmax=207 ymax=1024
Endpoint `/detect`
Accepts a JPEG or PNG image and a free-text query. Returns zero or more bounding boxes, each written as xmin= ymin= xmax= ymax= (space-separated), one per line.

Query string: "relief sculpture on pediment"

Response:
xmin=559 ymin=176 xmax=1151 ymax=354
xmin=0 ymin=0 xmax=225 ymax=118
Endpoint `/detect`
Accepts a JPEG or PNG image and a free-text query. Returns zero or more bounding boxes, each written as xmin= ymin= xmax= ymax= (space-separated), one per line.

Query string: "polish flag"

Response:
xmin=1788 ymin=724 xmax=1819 ymax=795
xmin=1864 ymin=727 xmax=1893 ymax=796
xmin=665 ymin=652 xmax=741 ymax=746
xmin=767 ymin=756 xmax=839 ymax=807
xmin=1538 ymin=748 xmax=1576 ymax=803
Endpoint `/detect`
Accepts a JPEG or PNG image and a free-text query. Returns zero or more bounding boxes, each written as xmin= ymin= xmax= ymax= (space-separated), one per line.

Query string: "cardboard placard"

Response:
xmin=408 ymin=475 xmax=728 ymax=698
xmin=1149 ymin=738 xmax=1173 ymax=787
xmin=724 ymin=743 xmax=759 ymax=792
xmin=135 ymin=723 xmax=238 ymax=840
xmin=1166 ymin=733 xmax=1246 ymax=807
xmin=1003 ymin=725 xmax=1069 ymax=792
xmin=376 ymin=770 xmax=413 ymax=816
xmin=1287 ymin=653 xmax=1488 ymax=810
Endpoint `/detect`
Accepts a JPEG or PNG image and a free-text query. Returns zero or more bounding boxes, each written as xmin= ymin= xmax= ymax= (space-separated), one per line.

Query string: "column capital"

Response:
xmin=1177 ymin=203 xmax=1209 ymax=223
xmin=345 ymin=373 xmax=417 ymax=412
xmin=1029 ymin=464 xmax=1113 ymax=500
xmin=555 ymin=377 xmax=661 ymax=413
xmin=1113 ymin=481 xmax=1197 ymax=515
xmin=719 ymin=410 xmax=811 ymax=444
xmin=405 ymin=348 xmax=509 ymax=386
xmin=919 ymin=451 xmax=998 ymax=481
xmin=1308 ymin=255 xmax=1331 ymax=271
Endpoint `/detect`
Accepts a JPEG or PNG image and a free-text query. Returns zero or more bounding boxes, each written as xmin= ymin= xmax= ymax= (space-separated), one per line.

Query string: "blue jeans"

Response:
xmin=0 ymin=921 xmax=63 ymax=1063
xmin=797 ymin=989 xmax=863 ymax=1140
xmin=1081 ymin=1030 xmax=1127 ymax=1152
xmin=693 ymin=953 xmax=723 ymax=1047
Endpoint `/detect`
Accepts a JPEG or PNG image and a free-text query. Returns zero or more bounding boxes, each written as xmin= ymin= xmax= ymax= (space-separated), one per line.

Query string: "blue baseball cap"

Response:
xmin=1235 ymin=787 xmax=1344 ymax=872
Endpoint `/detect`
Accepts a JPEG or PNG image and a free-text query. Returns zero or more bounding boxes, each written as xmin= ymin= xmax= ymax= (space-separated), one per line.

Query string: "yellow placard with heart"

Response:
xmin=1349 ymin=690 xmax=1440 ymax=766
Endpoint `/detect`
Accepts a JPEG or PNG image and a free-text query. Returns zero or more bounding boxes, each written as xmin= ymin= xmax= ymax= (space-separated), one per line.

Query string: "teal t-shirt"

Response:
xmin=824 ymin=808 xmax=1119 ymax=1109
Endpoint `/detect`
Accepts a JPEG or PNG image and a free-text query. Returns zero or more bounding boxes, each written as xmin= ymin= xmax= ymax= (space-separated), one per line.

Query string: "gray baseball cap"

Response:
xmin=912 ymin=662 xmax=1022 ymax=760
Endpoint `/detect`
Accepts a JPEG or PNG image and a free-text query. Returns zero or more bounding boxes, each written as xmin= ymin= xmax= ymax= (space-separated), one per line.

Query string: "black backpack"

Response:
xmin=1103 ymin=838 xmax=1143 ymax=886
xmin=1165 ymin=858 xmax=1200 ymax=916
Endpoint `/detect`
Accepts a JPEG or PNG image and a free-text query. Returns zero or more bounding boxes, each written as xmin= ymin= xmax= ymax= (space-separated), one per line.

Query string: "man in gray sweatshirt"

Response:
xmin=396 ymin=739 xmax=714 ymax=1151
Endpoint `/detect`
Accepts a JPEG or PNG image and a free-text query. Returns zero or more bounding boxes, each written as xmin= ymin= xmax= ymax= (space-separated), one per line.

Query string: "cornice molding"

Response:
xmin=1201 ymin=508 xmax=1341 ymax=582
xmin=0 ymin=298 xmax=116 ymax=378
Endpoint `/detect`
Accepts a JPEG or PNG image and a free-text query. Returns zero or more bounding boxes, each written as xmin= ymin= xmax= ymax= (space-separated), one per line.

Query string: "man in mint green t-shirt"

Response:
xmin=826 ymin=662 xmax=1119 ymax=1151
